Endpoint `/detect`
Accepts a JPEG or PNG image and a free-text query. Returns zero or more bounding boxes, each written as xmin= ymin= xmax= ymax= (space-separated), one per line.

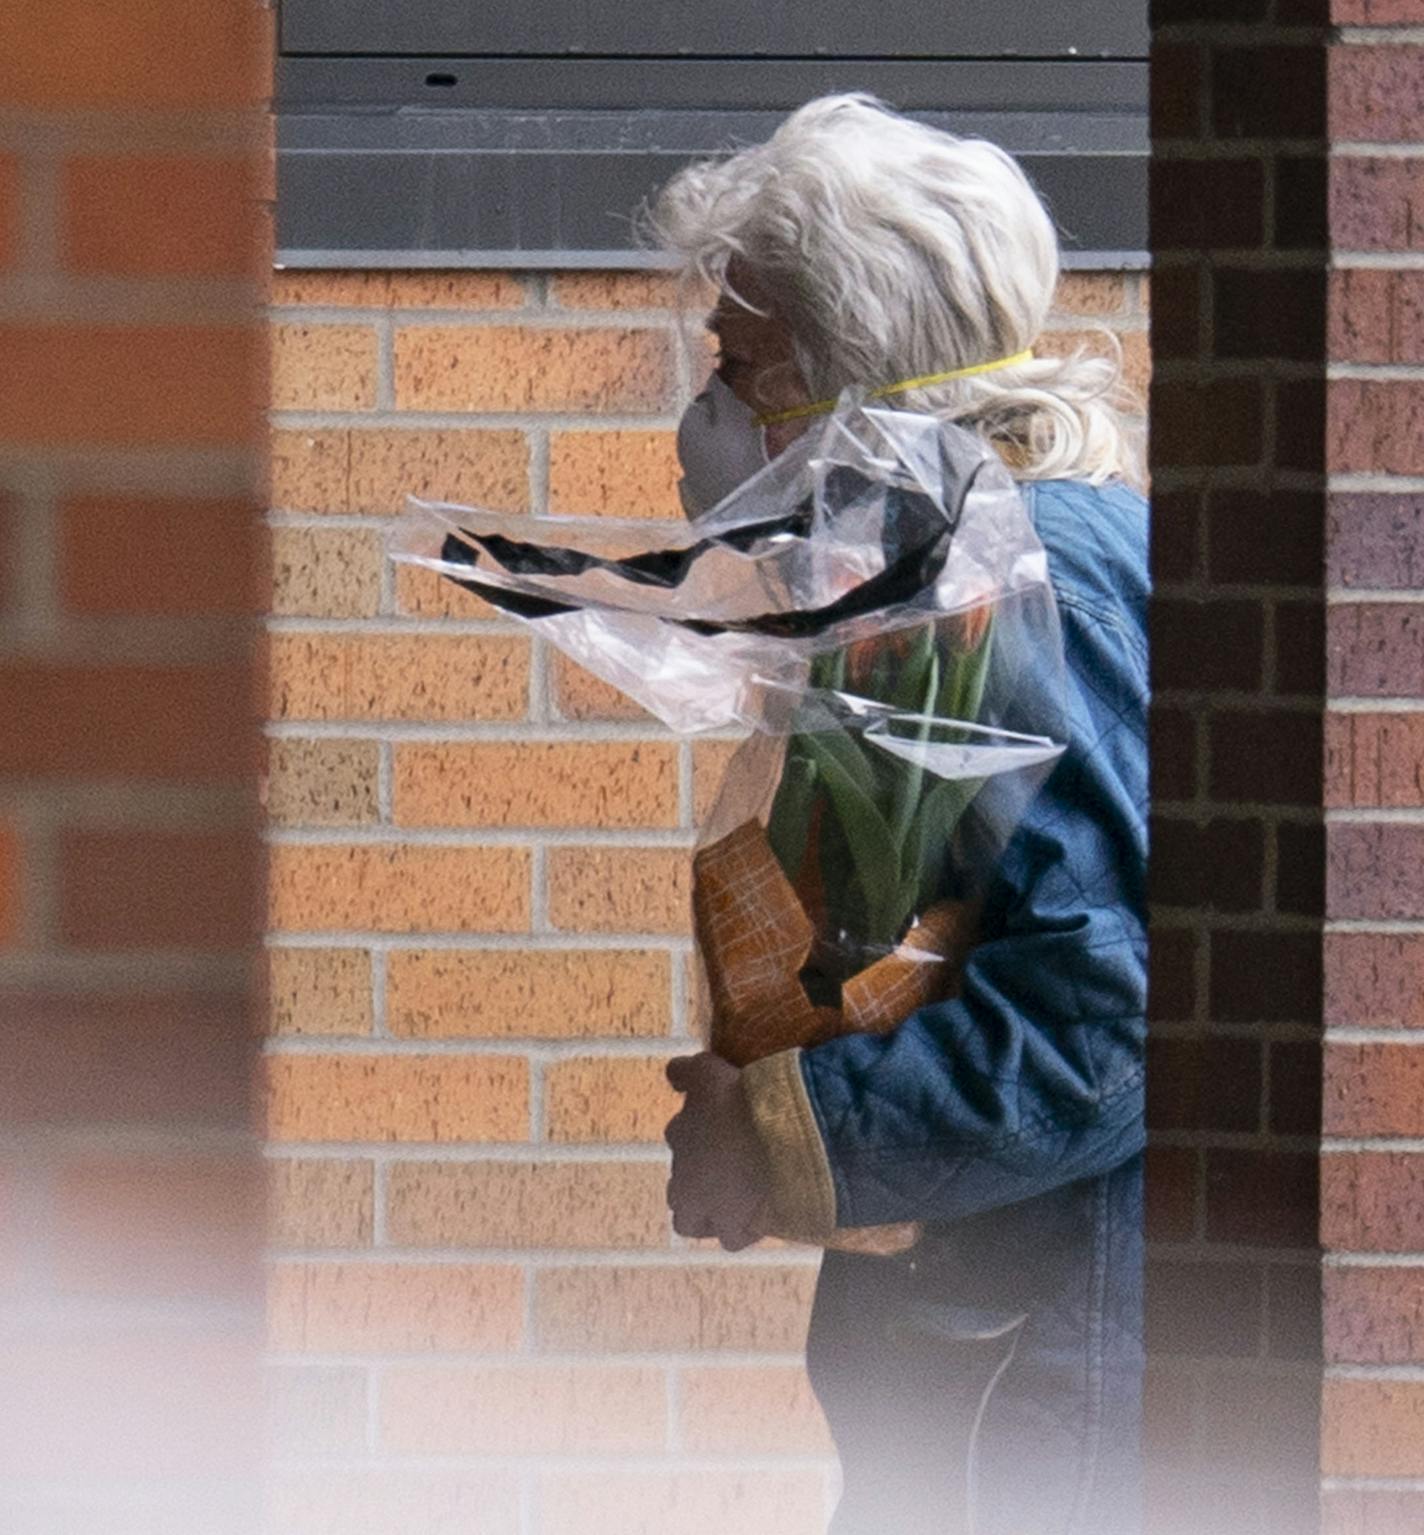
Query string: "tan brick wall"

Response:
xmin=264 ymin=266 xmax=1148 ymax=1531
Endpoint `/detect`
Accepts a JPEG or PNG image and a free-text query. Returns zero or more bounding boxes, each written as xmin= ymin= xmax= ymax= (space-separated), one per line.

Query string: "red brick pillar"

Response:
xmin=0 ymin=5 xmax=270 ymax=1530
xmin=1322 ymin=7 xmax=1424 ymax=1530
xmin=1148 ymin=3 xmax=1328 ymax=1529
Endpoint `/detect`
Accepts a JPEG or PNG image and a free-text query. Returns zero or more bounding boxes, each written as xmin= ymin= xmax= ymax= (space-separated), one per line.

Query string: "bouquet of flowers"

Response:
xmin=390 ymin=395 xmax=1068 ymax=1253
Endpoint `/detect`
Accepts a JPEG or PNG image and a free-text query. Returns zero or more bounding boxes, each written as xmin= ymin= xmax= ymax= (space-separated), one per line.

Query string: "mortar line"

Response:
xmin=265 ymin=721 xmax=687 ymax=743
xmin=671 ymin=942 xmax=692 ymax=1043
xmin=1153 ymin=580 xmax=1323 ymax=602
xmin=1326 ymin=919 xmax=1424 ymax=933
xmin=1334 ymin=140 xmax=1424 ymax=159
xmin=1320 ymin=1475 xmax=1424 ymax=1492
xmin=1153 ymin=908 xmax=1319 ymax=933
xmin=1149 ymin=1130 xmax=1320 ymax=1153
xmin=1328 ymin=473 xmax=1424 ymax=492
xmin=1144 ymin=1239 xmax=1319 ymax=1268
xmin=527 ymin=637 xmax=551 ymax=725
xmin=1323 ymin=1137 xmax=1424 ymax=1153
xmin=1337 ymin=24 xmax=1424 ymax=43
xmin=1152 ymin=20 xmax=1327 ymax=43
xmin=377 ymin=524 xmax=397 ymax=615
xmin=14 ymin=782 xmax=56 ymax=953
xmin=529 ymin=1056 xmax=546 ymax=1145
xmin=4 ymin=1296 xmax=258 ymax=1330
xmin=264 ymin=1143 xmax=671 ymax=1165
xmin=376 ymin=742 xmax=394 ymax=823
xmin=1262 ymin=816 xmax=1280 ymax=919
xmin=1324 ymin=1029 xmax=1424 ymax=1043
xmin=0 ymin=951 xmax=251 ymax=989
xmin=1150 ymin=359 xmax=1328 ymax=384
xmin=11 ymin=467 xmax=61 ymax=653
xmin=274 ymin=508 xmax=687 ymax=532
xmin=266 ymin=826 xmax=694 ymax=848
xmin=529 ymin=844 xmax=550 ymax=933
xmin=1149 ymin=799 xmax=1316 ymax=821
xmin=1151 ymin=467 xmax=1321 ymax=491
xmin=271 ymin=409 xmax=685 ymax=431
xmin=374 ymin=313 xmax=396 ymax=411
xmin=264 ymin=1241 xmax=818 ymax=1269
xmin=264 ymin=1448 xmax=835 ymax=1472
xmin=1258 ymin=1036 xmax=1272 ymax=1144
xmin=369 ymin=948 xmax=390 ymax=1040
xmin=1151 ymin=249 xmax=1325 ymax=270
xmin=0 ymin=278 xmax=259 ymax=326
xmin=269 ymin=512 xmax=417 ymax=530
xmin=1334 ymin=251 xmax=1424 ymax=269
xmin=0 ymin=444 xmax=259 ymax=492
xmin=677 ymin=740 xmax=695 ymax=832
xmin=1330 ymin=363 xmax=1424 ymax=381
xmin=1327 ymin=588 xmax=1424 ymax=603
xmin=1189 ymin=922 xmax=1211 ymax=1043
xmin=1192 ymin=1146 xmax=1208 ymax=1244
xmin=265 ymin=931 xmax=694 ymax=952
xmin=265 ymin=1037 xmax=693 ymax=1059
xmin=1152 ymin=1019 xmax=1336 ymax=1043
xmin=1327 ymin=1364 xmax=1424 ymax=1382
xmin=275 ymin=306 xmax=681 ymax=333
xmin=17 ymin=142 xmax=58 ymax=276
xmin=1260 ymin=596 xmax=1277 ymax=696
xmin=1042 ymin=312 xmax=1148 ymax=333
xmin=265 ymin=1344 xmax=820 ymax=1367
xmin=529 ymin=426 xmax=551 ymax=518
xmin=266 ymin=615 xmax=526 ymax=634
xmin=1132 ymin=136 xmax=1328 ymax=159
xmin=0 ymin=1124 xmax=253 ymax=1156
xmin=1153 ymin=800 xmax=1320 ymax=824
xmin=1324 ymin=1252 xmax=1424 ymax=1268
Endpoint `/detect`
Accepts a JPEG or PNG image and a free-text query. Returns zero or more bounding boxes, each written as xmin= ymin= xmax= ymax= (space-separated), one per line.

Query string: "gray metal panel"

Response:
xmin=278 ymin=56 xmax=1146 ymax=113
xmin=282 ymin=0 xmax=1148 ymax=59
xmin=275 ymin=103 xmax=1147 ymax=268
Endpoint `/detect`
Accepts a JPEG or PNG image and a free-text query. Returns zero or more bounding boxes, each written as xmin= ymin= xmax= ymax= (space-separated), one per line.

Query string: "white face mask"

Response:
xmin=675 ymin=371 xmax=771 ymax=518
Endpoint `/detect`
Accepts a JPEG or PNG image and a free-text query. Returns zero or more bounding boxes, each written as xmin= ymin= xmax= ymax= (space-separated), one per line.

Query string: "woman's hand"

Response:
xmin=664 ymin=1052 xmax=777 ymax=1252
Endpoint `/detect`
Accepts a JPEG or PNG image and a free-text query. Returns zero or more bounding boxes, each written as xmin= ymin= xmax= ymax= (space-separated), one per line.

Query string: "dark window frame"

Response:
xmin=275 ymin=2 xmax=1148 ymax=270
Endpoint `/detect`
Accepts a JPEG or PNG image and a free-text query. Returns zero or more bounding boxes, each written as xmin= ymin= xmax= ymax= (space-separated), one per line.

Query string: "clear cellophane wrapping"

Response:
xmin=390 ymin=394 xmax=1069 ymax=1254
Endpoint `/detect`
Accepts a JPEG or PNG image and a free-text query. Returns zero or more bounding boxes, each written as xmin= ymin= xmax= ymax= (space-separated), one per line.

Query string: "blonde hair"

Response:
xmin=648 ymin=93 xmax=1143 ymax=487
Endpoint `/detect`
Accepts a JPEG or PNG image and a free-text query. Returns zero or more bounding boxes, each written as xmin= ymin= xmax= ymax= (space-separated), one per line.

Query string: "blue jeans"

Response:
xmin=806 ymin=1155 xmax=1144 ymax=1535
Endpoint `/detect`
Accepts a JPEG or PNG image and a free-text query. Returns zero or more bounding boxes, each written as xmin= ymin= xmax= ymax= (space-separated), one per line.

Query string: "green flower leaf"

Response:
xmin=801 ymin=730 xmax=904 ymax=947
xmin=766 ymin=750 xmax=819 ymax=883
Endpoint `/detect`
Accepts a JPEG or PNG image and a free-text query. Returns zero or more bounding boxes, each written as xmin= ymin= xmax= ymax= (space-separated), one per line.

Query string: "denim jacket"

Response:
xmin=740 ymin=475 xmax=1149 ymax=1533
xmin=742 ymin=473 xmax=1148 ymax=1232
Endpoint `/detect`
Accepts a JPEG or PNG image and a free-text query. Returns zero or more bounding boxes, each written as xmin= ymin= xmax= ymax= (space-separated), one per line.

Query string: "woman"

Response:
xmin=658 ymin=96 xmax=1149 ymax=1535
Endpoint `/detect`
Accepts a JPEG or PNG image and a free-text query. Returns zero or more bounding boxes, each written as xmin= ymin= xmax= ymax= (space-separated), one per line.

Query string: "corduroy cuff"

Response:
xmin=739 ymin=1047 xmax=838 ymax=1243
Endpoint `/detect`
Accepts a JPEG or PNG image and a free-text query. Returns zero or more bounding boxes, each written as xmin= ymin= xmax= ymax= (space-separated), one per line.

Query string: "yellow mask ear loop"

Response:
xmin=753 ymin=349 xmax=1036 ymax=429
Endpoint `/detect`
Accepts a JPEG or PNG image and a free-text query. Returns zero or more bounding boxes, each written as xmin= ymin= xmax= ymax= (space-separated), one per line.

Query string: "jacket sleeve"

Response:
xmin=741 ymin=581 xmax=1149 ymax=1240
